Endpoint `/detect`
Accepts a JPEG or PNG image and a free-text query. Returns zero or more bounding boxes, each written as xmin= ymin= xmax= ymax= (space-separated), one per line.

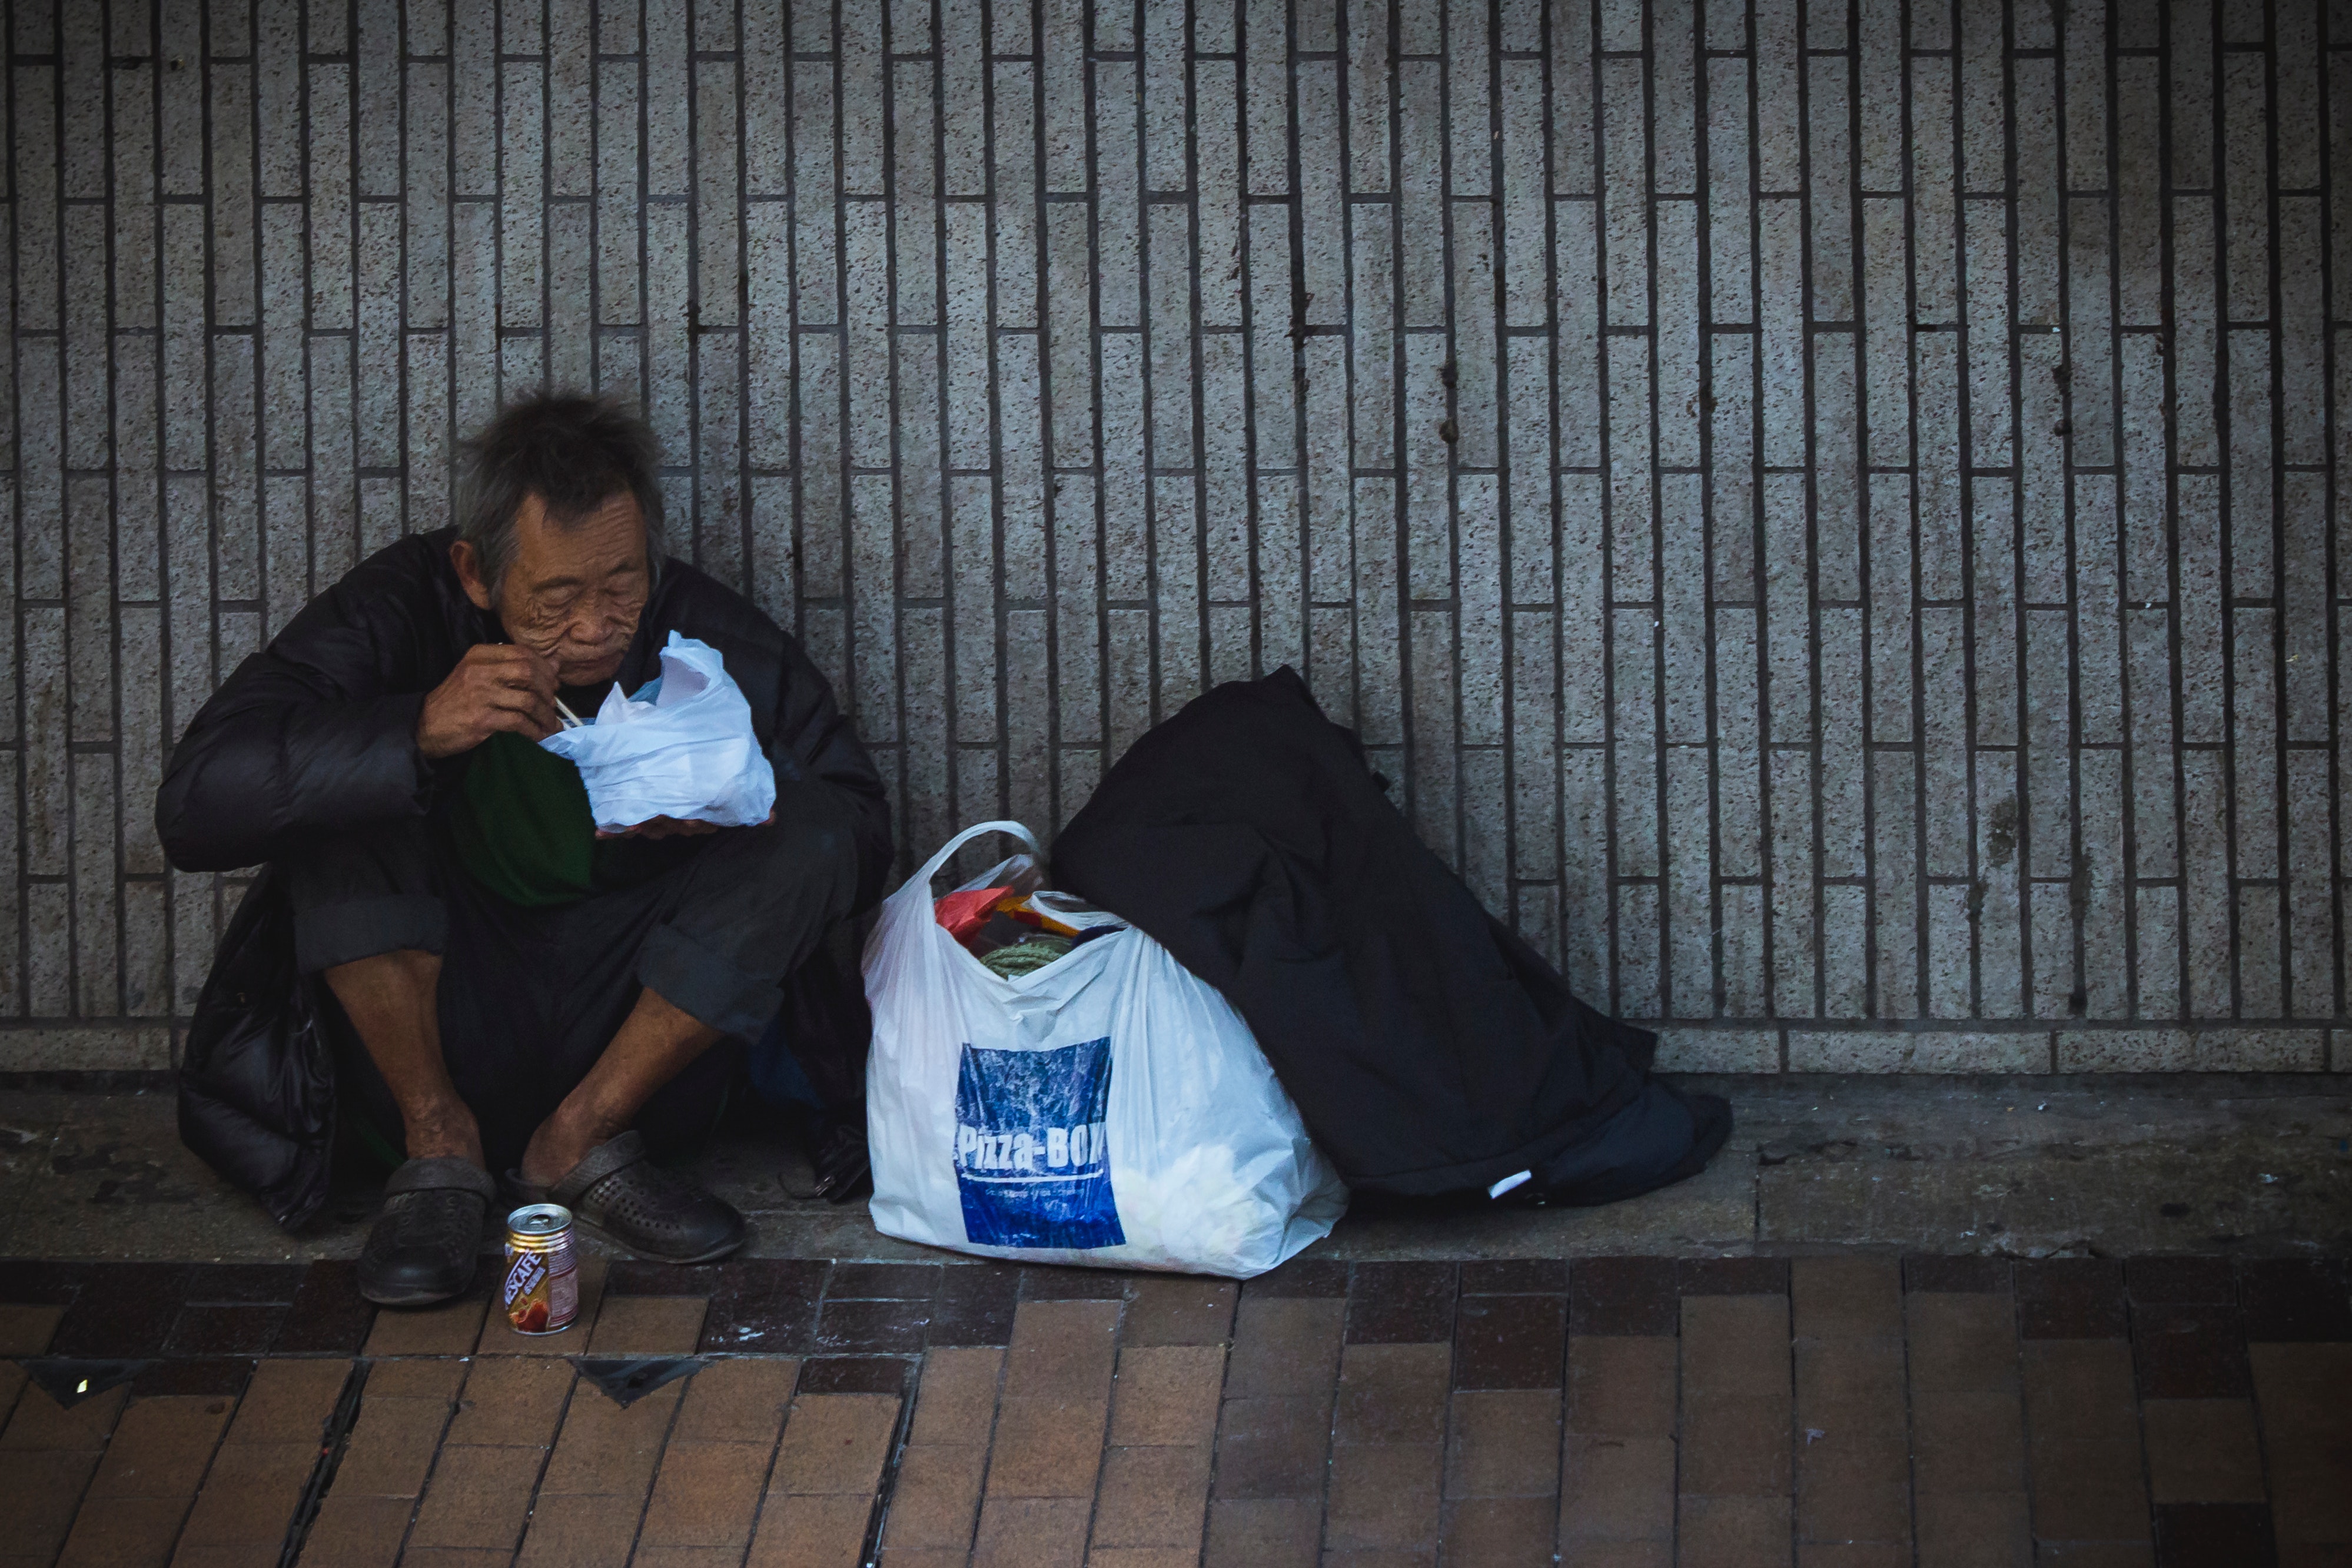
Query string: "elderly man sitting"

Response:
xmin=158 ymin=393 xmax=890 ymax=1305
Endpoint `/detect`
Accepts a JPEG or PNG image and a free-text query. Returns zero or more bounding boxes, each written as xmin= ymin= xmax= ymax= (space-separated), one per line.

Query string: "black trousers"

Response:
xmin=285 ymin=767 xmax=865 ymax=1172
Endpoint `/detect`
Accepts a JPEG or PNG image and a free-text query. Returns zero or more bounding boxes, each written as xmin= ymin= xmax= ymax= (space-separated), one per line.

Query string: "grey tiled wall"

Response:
xmin=4 ymin=0 xmax=2347 ymax=1073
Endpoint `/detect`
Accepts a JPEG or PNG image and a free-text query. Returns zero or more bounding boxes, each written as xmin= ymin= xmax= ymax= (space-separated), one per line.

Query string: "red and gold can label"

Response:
xmin=503 ymin=1202 xmax=580 ymax=1335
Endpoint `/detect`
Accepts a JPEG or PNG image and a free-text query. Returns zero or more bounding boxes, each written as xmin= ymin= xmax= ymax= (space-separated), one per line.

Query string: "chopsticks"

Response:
xmin=553 ymin=696 xmax=586 ymax=730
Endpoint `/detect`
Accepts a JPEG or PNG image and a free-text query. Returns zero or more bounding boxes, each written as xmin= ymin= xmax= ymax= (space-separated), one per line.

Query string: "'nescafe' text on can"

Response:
xmin=502 ymin=1203 xmax=579 ymax=1335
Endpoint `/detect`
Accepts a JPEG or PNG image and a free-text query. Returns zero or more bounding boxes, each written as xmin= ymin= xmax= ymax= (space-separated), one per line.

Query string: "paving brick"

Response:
xmin=969 ymin=1493 xmax=1088 ymax=1567
xmin=1567 ymin=1336 xmax=1678 ymax=1440
xmin=638 ymin=1438 xmax=775 ymax=1551
xmin=2152 ymin=1502 xmax=2280 ymax=1567
xmin=2019 ymin=1260 xmax=2131 ymax=1341
xmin=1679 ymin=1491 xmax=1794 ymax=1567
xmin=363 ymin=1291 xmax=490 ymax=1358
xmin=1453 ymin=1294 xmax=1567 ymax=1391
xmin=1908 ymin=1291 xmax=2022 ymax=1396
xmin=1792 ymin=1255 xmax=1903 ymax=1341
xmin=1226 ymin=1297 xmax=1346 ymax=1399
xmin=407 ymin=1440 xmax=552 ymax=1553
xmin=675 ymin=1358 xmax=799 ymax=1447
xmin=744 ymin=1490 xmax=876 ymax=1567
xmin=903 ymin=1347 xmax=1002 ymax=1450
xmin=1324 ymin=1439 xmax=1443 ymax=1552
xmin=1201 ymin=1494 xmax=1321 ymax=1568
xmin=2022 ymin=1340 xmax=2150 ymax=1547
xmin=706 ymin=1263 xmax=828 ymax=1354
xmin=298 ymin=1489 xmax=424 ymax=1568
xmin=0 ymin=1440 xmax=108 ymax=1566
xmin=514 ymin=1489 xmax=649 ymax=1568
xmin=308 ymin=1357 xmax=463 ymax=1546
xmin=1089 ymin=1441 xmax=1214 ymax=1550
xmin=1794 ymin=1256 xmax=1908 ymax=1550
xmin=828 ymin=1264 xmax=941 ymax=1301
xmin=49 ymin=1264 xmax=189 ymax=1357
xmin=1572 ymin=1260 xmax=1680 ymax=1337
xmin=2238 ymin=1261 xmax=2352 ymax=1342
xmin=1109 ymin=1345 xmax=1225 ymax=1449
xmin=2142 ymin=1398 xmax=2268 ymax=1504
xmin=283 ymin=1269 xmax=381 ymax=1354
xmin=1445 ymin=1388 xmax=1561 ymax=1499
xmin=2249 ymin=1343 xmax=2352 ymax=1546
xmin=536 ymin=1376 xmax=685 ymax=1499
xmin=972 ymin=1300 xmax=1117 ymax=1504
xmin=444 ymin=1355 xmax=574 ymax=1447
xmin=878 ymin=1437 xmax=986 ymax=1554
xmin=0 ymin=1303 xmax=65 ymax=1355
xmin=1208 ymin=1391 xmax=1331 ymax=1503
xmin=54 ymin=1492 xmax=210 ymax=1568
xmin=587 ymin=1295 xmax=710 ymax=1356
xmin=796 ymin=1358 xmax=915 ymax=1398
xmin=767 ymin=1392 xmax=898 ymax=1496
xmin=815 ymin=1295 xmax=932 ymax=1354
xmin=1242 ymin=1258 xmax=1351 ymax=1301
xmin=1914 ymin=1486 xmax=2031 ymax=1566
xmin=1334 ymin=1343 xmax=1451 ymax=1450
xmin=984 ymin=1390 xmax=1109 ymax=1501
xmin=2131 ymin=1303 xmax=2251 ymax=1400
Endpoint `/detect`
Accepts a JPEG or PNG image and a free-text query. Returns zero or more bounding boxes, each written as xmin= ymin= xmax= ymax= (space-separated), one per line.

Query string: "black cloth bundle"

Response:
xmin=1053 ymin=669 xmax=1729 ymax=1205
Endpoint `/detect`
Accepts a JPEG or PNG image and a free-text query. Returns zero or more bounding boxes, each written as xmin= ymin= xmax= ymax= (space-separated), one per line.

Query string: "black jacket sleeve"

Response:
xmin=157 ymin=549 xmax=447 ymax=872
xmin=765 ymin=635 xmax=895 ymax=910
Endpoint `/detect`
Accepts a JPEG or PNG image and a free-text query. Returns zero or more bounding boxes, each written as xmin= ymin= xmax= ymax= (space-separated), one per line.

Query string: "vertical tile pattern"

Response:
xmin=6 ymin=0 xmax=2344 ymax=1070
xmin=1793 ymin=1257 xmax=1912 ymax=1560
xmin=1204 ymin=1292 xmax=1344 ymax=1567
xmin=1908 ymin=1284 xmax=2033 ymax=1565
xmin=5 ymin=1255 xmax=2350 ymax=1563
xmin=1560 ymin=1333 xmax=1677 ymax=1563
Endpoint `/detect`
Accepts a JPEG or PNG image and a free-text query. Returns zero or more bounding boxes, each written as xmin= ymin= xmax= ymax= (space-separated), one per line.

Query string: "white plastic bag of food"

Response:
xmin=539 ymin=632 xmax=776 ymax=831
xmin=865 ymin=822 xmax=1347 ymax=1277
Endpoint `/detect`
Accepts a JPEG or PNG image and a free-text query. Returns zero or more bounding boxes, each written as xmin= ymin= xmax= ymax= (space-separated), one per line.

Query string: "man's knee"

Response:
xmin=287 ymin=817 xmax=450 ymax=975
xmin=733 ymin=788 xmax=863 ymax=905
xmin=323 ymin=946 xmax=441 ymax=996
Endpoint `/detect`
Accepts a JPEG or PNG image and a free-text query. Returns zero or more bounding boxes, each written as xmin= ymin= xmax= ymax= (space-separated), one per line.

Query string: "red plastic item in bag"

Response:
xmin=934 ymin=887 xmax=1010 ymax=941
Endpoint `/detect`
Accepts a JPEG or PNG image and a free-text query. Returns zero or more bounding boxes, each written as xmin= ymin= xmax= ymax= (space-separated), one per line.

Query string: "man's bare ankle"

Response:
xmin=402 ymin=1108 xmax=483 ymax=1166
xmin=520 ymin=1105 xmax=623 ymax=1187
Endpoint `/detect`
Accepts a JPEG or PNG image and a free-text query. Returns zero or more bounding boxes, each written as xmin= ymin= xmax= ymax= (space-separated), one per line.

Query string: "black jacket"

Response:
xmin=1052 ymin=669 xmax=1727 ymax=1204
xmin=160 ymin=529 xmax=891 ymax=1228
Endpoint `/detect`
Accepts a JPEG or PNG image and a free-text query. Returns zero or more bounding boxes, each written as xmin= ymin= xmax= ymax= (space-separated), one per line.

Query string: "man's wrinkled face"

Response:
xmin=455 ymin=491 xmax=651 ymax=686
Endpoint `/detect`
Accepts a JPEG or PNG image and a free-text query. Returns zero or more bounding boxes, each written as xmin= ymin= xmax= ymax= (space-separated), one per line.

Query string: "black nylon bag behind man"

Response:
xmin=1051 ymin=669 xmax=1730 ymax=1206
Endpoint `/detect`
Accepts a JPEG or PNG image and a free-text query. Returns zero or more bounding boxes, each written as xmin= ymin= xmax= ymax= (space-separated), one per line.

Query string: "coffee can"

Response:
xmin=501 ymin=1202 xmax=580 ymax=1334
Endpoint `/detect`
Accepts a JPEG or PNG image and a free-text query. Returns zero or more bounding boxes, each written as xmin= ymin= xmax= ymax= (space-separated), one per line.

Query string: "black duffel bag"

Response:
xmin=177 ymin=868 xmax=335 ymax=1231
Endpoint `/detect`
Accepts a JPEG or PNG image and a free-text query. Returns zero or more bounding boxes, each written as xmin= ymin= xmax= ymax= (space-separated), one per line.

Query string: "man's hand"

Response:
xmin=597 ymin=815 xmax=722 ymax=841
xmin=596 ymin=809 xmax=775 ymax=842
xmin=416 ymin=644 xmax=562 ymax=759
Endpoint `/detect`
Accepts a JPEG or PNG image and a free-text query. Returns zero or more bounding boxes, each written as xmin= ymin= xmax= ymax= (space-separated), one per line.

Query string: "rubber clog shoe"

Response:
xmin=358 ymin=1156 xmax=496 ymax=1307
xmin=504 ymin=1130 xmax=746 ymax=1263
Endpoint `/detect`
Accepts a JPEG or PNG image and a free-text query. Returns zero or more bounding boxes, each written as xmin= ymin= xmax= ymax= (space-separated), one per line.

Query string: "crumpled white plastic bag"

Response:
xmin=539 ymin=632 xmax=777 ymax=831
xmin=864 ymin=821 xmax=1347 ymax=1278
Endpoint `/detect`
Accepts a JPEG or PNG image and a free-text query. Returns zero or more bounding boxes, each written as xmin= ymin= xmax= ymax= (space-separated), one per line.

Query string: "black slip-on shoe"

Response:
xmin=504 ymin=1130 xmax=746 ymax=1264
xmin=358 ymin=1156 xmax=496 ymax=1307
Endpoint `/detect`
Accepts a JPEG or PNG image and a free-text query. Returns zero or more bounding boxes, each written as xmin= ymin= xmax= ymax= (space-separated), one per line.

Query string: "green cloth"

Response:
xmin=448 ymin=730 xmax=599 ymax=908
xmin=448 ymin=727 xmax=698 ymax=909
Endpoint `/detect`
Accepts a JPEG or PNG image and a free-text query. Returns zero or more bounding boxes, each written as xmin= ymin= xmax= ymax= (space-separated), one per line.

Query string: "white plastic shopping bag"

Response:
xmin=865 ymin=822 xmax=1347 ymax=1277
xmin=539 ymin=632 xmax=777 ymax=831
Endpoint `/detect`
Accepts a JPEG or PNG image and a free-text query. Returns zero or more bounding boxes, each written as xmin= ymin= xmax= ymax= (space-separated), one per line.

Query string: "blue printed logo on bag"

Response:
xmin=953 ymin=1038 xmax=1125 ymax=1250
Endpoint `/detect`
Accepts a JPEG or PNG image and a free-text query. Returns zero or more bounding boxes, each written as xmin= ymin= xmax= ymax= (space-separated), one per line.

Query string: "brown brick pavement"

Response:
xmin=1 ymin=1255 xmax=2347 ymax=1566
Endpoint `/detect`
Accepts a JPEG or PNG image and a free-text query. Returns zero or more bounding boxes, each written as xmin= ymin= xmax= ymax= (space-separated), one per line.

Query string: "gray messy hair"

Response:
xmin=455 ymin=391 xmax=667 ymax=592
